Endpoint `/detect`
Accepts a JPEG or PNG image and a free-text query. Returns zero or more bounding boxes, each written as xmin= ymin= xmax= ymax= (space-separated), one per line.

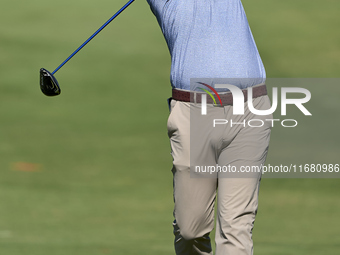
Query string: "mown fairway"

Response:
xmin=0 ymin=0 xmax=339 ymax=254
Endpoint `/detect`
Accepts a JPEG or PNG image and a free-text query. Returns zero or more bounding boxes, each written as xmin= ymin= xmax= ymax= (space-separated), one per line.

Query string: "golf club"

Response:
xmin=40 ymin=0 xmax=135 ymax=96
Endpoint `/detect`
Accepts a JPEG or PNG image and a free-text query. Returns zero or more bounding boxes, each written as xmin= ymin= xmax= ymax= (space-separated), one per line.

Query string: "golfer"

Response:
xmin=147 ymin=1 xmax=272 ymax=254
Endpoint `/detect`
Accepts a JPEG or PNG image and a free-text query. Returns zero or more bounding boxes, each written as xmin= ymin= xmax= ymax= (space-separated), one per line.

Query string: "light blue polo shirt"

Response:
xmin=147 ymin=0 xmax=266 ymax=90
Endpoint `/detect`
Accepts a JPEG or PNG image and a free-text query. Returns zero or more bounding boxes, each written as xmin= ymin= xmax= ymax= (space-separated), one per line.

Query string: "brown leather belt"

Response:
xmin=172 ymin=84 xmax=267 ymax=106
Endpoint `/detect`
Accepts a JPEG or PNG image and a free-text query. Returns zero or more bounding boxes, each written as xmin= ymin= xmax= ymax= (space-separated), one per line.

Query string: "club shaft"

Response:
xmin=52 ymin=0 xmax=135 ymax=75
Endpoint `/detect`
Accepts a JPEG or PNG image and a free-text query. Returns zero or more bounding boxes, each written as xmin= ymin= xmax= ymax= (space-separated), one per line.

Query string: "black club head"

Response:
xmin=40 ymin=68 xmax=61 ymax=96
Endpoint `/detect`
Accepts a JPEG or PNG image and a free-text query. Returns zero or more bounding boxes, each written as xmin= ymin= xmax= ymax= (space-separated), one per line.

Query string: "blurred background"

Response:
xmin=0 ymin=0 xmax=339 ymax=254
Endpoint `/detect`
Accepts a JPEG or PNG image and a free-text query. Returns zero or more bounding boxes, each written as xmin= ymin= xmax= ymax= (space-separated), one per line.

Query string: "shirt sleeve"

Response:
xmin=146 ymin=0 xmax=167 ymax=16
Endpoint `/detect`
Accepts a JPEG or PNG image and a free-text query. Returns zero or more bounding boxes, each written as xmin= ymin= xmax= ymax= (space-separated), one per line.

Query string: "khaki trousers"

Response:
xmin=167 ymin=95 xmax=272 ymax=255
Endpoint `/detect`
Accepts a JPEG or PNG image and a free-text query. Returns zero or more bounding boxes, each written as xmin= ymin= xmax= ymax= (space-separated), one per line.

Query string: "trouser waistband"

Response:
xmin=172 ymin=84 xmax=267 ymax=106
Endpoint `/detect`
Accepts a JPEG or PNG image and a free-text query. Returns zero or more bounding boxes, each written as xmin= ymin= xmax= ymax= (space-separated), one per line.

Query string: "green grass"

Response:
xmin=0 ymin=0 xmax=339 ymax=254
